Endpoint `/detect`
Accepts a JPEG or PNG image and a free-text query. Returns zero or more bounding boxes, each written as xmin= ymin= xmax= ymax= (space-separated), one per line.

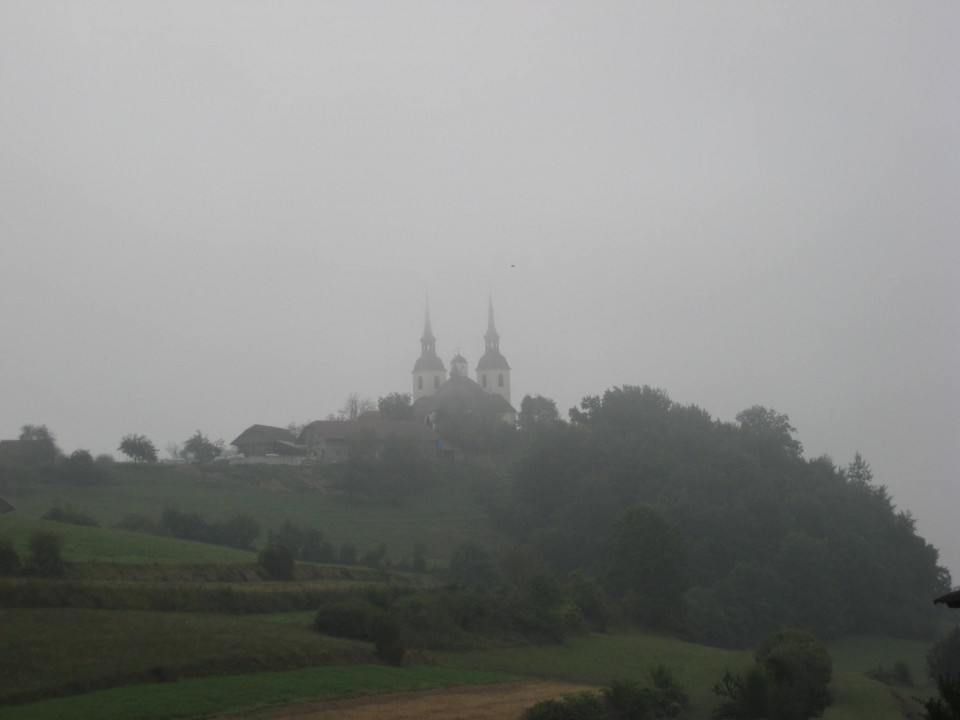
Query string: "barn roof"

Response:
xmin=0 ymin=495 xmax=16 ymax=514
xmin=230 ymin=424 xmax=298 ymax=447
xmin=934 ymin=589 xmax=960 ymax=608
xmin=299 ymin=420 xmax=435 ymax=444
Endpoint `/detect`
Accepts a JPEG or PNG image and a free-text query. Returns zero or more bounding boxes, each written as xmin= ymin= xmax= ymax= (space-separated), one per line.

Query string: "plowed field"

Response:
xmin=218 ymin=681 xmax=596 ymax=720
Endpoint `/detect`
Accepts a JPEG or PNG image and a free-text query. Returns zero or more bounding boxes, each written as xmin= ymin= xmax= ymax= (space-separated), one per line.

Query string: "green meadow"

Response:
xmin=0 ymin=463 xmax=947 ymax=720
xmin=1 ymin=460 xmax=507 ymax=565
xmin=0 ymin=665 xmax=515 ymax=720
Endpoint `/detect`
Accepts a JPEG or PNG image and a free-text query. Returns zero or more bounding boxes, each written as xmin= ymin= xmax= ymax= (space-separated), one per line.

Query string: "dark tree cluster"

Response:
xmin=160 ymin=507 xmax=260 ymax=550
xmin=500 ymin=385 xmax=949 ymax=646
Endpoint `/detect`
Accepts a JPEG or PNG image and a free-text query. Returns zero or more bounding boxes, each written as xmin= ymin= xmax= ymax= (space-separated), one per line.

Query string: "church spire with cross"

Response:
xmin=412 ymin=298 xmax=446 ymax=400
xmin=476 ymin=295 xmax=511 ymax=405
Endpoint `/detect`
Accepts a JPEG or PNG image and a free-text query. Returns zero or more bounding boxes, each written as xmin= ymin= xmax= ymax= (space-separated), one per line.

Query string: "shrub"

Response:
xmin=0 ymin=538 xmax=22 ymax=576
xmin=314 ymin=599 xmax=379 ymax=640
xmin=448 ymin=542 xmax=499 ymax=587
xmin=523 ymin=692 xmax=605 ymax=720
xmin=713 ymin=629 xmax=832 ymax=720
xmin=919 ymin=673 xmax=960 ymax=720
xmin=42 ymin=505 xmax=100 ymax=527
xmin=339 ymin=543 xmax=357 ymax=566
xmin=116 ymin=513 xmax=168 ymax=535
xmin=929 ymin=628 xmax=960 ymax=684
xmin=369 ymin=611 xmax=405 ymax=666
xmin=258 ymin=544 xmax=295 ymax=580
xmin=27 ymin=531 xmax=64 ymax=578
xmin=602 ymin=679 xmax=657 ymax=719
xmin=649 ymin=663 xmax=691 ymax=717
xmin=269 ymin=520 xmax=335 ymax=563
xmin=361 ymin=542 xmax=388 ymax=569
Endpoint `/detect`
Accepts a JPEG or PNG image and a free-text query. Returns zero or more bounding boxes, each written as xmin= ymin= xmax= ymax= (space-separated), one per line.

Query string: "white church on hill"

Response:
xmin=411 ymin=300 xmax=517 ymax=425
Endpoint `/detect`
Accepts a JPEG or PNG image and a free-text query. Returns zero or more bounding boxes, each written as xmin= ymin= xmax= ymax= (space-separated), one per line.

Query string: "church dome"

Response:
xmin=476 ymin=350 xmax=510 ymax=371
xmin=413 ymin=354 xmax=446 ymax=373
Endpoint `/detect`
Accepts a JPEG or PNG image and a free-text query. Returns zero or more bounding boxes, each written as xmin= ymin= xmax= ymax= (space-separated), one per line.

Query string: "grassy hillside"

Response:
xmin=0 ymin=608 xmax=375 ymax=706
xmin=0 ymin=515 xmax=255 ymax=564
xmin=0 ymin=459 xmax=508 ymax=565
xmin=437 ymin=632 xmax=932 ymax=720
xmin=0 ymin=665 xmax=515 ymax=720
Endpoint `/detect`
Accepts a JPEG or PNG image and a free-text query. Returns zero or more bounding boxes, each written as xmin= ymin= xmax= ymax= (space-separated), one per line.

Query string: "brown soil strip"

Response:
xmin=217 ymin=681 xmax=597 ymax=720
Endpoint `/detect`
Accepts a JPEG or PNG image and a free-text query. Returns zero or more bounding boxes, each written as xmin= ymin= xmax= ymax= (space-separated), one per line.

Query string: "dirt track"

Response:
xmin=218 ymin=681 xmax=597 ymax=720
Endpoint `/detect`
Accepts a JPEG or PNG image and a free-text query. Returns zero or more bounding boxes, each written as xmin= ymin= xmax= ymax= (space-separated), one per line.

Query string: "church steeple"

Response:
xmin=412 ymin=298 xmax=446 ymax=401
xmin=484 ymin=296 xmax=500 ymax=354
xmin=421 ymin=301 xmax=437 ymax=356
xmin=476 ymin=296 xmax=511 ymax=405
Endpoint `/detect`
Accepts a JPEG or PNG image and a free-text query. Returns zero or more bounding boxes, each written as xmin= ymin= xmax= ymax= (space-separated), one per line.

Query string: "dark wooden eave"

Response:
xmin=934 ymin=589 xmax=960 ymax=608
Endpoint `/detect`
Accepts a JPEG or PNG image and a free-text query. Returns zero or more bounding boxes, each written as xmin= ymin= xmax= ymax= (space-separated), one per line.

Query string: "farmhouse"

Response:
xmin=230 ymin=425 xmax=303 ymax=458
xmin=298 ymin=419 xmax=436 ymax=463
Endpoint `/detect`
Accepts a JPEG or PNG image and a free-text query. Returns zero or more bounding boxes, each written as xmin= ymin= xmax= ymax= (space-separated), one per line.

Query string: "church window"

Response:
xmin=434 ymin=376 xmax=440 ymax=389
xmin=418 ymin=377 xmax=423 ymax=390
xmin=498 ymin=374 xmax=504 ymax=387
xmin=482 ymin=375 xmax=487 ymax=388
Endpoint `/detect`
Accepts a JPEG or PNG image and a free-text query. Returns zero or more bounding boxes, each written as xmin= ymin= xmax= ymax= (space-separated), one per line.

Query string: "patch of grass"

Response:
xmin=437 ymin=632 xmax=752 ymax=713
xmin=827 ymin=634 xmax=933 ymax=691
xmin=0 ymin=515 xmax=253 ymax=565
xmin=0 ymin=665 xmax=516 ymax=720
xmin=0 ymin=608 xmax=375 ymax=706
xmin=0 ymin=459 xmax=507 ymax=565
xmin=249 ymin=610 xmax=317 ymax=626
xmin=823 ymin=672 xmax=923 ymax=720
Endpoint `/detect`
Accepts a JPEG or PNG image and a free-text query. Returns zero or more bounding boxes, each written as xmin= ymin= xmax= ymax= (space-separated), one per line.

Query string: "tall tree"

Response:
xmin=17 ymin=424 xmax=60 ymax=463
xmin=518 ymin=394 xmax=560 ymax=431
xmin=338 ymin=392 xmax=376 ymax=421
xmin=378 ymin=392 xmax=414 ymax=421
xmin=118 ymin=434 xmax=158 ymax=463
xmin=735 ymin=405 xmax=804 ymax=459
xmin=845 ymin=451 xmax=873 ymax=485
xmin=182 ymin=430 xmax=223 ymax=463
xmin=602 ymin=505 xmax=687 ymax=629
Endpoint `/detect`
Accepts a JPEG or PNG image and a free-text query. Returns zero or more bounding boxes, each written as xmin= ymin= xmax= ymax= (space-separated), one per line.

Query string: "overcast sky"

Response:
xmin=1 ymin=2 xmax=957 ymax=575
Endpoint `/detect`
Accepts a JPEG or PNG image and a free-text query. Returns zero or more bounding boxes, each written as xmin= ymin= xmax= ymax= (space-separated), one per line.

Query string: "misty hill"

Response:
xmin=1 ymin=384 xmax=951 ymax=650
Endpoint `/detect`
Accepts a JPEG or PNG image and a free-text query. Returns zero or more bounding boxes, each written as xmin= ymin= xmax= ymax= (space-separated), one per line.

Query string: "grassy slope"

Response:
xmin=0 ymin=515 xmax=255 ymax=564
xmin=438 ymin=632 xmax=932 ymax=720
xmin=0 ymin=459 xmax=507 ymax=565
xmin=0 ymin=608 xmax=375 ymax=706
xmin=0 ymin=666 xmax=515 ymax=720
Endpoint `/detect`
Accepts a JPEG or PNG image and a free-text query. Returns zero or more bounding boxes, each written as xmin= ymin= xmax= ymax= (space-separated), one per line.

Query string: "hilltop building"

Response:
xmin=411 ymin=300 xmax=516 ymax=425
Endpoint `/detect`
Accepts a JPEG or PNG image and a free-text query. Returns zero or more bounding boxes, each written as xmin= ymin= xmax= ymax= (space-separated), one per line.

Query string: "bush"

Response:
xmin=116 ymin=513 xmax=168 ymax=535
xmin=370 ymin=611 xmax=405 ymax=666
xmin=713 ymin=629 xmax=832 ymax=720
xmin=649 ymin=663 xmax=691 ymax=717
xmin=920 ymin=673 xmax=960 ymax=720
xmin=258 ymin=544 xmax=295 ymax=580
xmin=523 ymin=693 xmax=606 ymax=720
xmin=42 ymin=505 xmax=100 ymax=527
xmin=27 ymin=531 xmax=64 ymax=578
xmin=339 ymin=543 xmax=358 ymax=566
xmin=0 ymin=538 xmax=22 ymax=576
xmin=314 ymin=599 xmax=379 ymax=640
xmin=929 ymin=628 xmax=960 ymax=684
xmin=269 ymin=520 xmax=335 ymax=563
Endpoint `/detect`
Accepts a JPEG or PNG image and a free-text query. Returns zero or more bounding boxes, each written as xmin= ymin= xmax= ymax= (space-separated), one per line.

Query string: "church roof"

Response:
xmin=413 ymin=354 xmax=446 ymax=372
xmin=413 ymin=375 xmax=516 ymax=417
xmin=476 ymin=350 xmax=511 ymax=371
